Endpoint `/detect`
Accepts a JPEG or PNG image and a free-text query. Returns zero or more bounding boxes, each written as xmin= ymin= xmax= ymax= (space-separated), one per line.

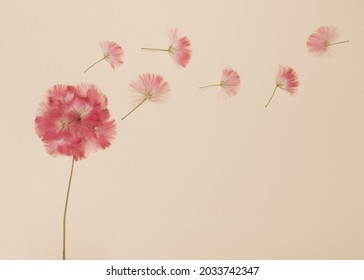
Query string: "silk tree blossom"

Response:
xmin=84 ymin=41 xmax=124 ymax=73
xmin=141 ymin=28 xmax=192 ymax=67
xmin=122 ymin=73 xmax=171 ymax=120
xmin=35 ymin=84 xmax=116 ymax=160
xmin=35 ymin=84 xmax=116 ymax=260
xmin=265 ymin=65 xmax=299 ymax=108
xmin=306 ymin=26 xmax=349 ymax=55
xmin=199 ymin=67 xmax=241 ymax=99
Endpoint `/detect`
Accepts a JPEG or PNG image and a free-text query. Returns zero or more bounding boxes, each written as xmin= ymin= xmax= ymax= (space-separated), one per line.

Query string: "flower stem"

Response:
xmin=122 ymin=97 xmax=148 ymax=120
xmin=84 ymin=56 xmax=107 ymax=73
xmin=328 ymin=40 xmax=350 ymax=46
xmin=141 ymin=48 xmax=169 ymax=52
xmin=265 ymin=85 xmax=278 ymax=108
xmin=199 ymin=83 xmax=222 ymax=89
xmin=63 ymin=158 xmax=75 ymax=260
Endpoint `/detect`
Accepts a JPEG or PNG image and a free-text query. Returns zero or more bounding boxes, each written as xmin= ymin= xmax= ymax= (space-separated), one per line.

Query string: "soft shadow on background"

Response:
xmin=0 ymin=0 xmax=363 ymax=259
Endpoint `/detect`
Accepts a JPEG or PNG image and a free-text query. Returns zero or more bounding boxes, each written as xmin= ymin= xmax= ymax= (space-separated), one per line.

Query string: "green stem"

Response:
xmin=328 ymin=40 xmax=350 ymax=46
xmin=63 ymin=158 xmax=75 ymax=260
xmin=265 ymin=85 xmax=278 ymax=108
xmin=199 ymin=83 xmax=222 ymax=89
xmin=84 ymin=55 xmax=107 ymax=73
xmin=122 ymin=97 xmax=148 ymax=120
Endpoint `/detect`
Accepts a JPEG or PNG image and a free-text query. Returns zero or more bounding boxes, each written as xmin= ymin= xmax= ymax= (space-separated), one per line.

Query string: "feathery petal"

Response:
xmin=100 ymin=40 xmax=124 ymax=69
xmin=35 ymin=84 xmax=116 ymax=160
xmin=220 ymin=67 xmax=241 ymax=98
xmin=199 ymin=67 xmax=241 ymax=99
xmin=306 ymin=26 xmax=344 ymax=55
xmin=141 ymin=28 xmax=192 ymax=67
xmin=122 ymin=74 xmax=170 ymax=120
xmin=84 ymin=41 xmax=124 ymax=73
xmin=129 ymin=73 xmax=170 ymax=103
xmin=276 ymin=65 xmax=299 ymax=95
xmin=168 ymin=28 xmax=192 ymax=67
xmin=265 ymin=65 xmax=299 ymax=107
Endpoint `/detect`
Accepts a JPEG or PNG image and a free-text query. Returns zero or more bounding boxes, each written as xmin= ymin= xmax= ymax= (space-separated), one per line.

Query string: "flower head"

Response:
xmin=276 ymin=65 xmax=299 ymax=95
xmin=265 ymin=65 xmax=299 ymax=107
xmin=35 ymin=84 xmax=116 ymax=160
xmin=168 ymin=28 xmax=192 ymax=67
xmin=122 ymin=73 xmax=170 ymax=120
xmin=199 ymin=67 xmax=241 ymax=99
xmin=220 ymin=67 xmax=241 ymax=98
xmin=84 ymin=41 xmax=123 ymax=73
xmin=141 ymin=28 xmax=192 ymax=68
xmin=306 ymin=26 xmax=349 ymax=55
xmin=100 ymin=41 xmax=124 ymax=69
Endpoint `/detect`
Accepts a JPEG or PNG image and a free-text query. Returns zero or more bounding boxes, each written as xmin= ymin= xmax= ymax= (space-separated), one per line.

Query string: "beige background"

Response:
xmin=0 ymin=0 xmax=363 ymax=259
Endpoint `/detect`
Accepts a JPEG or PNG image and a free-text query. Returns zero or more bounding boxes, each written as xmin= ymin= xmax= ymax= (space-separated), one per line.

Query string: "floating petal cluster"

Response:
xmin=141 ymin=28 xmax=192 ymax=67
xmin=84 ymin=41 xmax=124 ymax=73
xmin=35 ymin=84 xmax=116 ymax=160
xmin=122 ymin=73 xmax=171 ymax=120
xmin=199 ymin=67 xmax=241 ymax=99
xmin=265 ymin=65 xmax=299 ymax=107
xmin=276 ymin=65 xmax=299 ymax=95
xmin=168 ymin=28 xmax=192 ymax=67
xmin=306 ymin=26 xmax=349 ymax=55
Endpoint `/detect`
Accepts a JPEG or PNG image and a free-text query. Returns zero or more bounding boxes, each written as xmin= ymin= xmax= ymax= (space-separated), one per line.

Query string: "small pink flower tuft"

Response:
xmin=35 ymin=84 xmax=116 ymax=160
xmin=276 ymin=65 xmax=299 ymax=95
xmin=168 ymin=28 xmax=192 ymax=67
xmin=199 ymin=67 xmax=241 ymax=99
xmin=122 ymin=73 xmax=171 ymax=120
xmin=306 ymin=26 xmax=349 ymax=55
xmin=84 ymin=40 xmax=124 ymax=73
xmin=265 ymin=65 xmax=299 ymax=108
xmin=141 ymin=28 xmax=192 ymax=67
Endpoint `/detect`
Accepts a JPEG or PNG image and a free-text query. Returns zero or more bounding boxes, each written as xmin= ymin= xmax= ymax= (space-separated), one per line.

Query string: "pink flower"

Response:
xmin=141 ymin=28 xmax=192 ymax=67
xmin=265 ymin=65 xmax=299 ymax=107
xmin=168 ymin=28 xmax=192 ymax=67
xmin=36 ymin=85 xmax=116 ymax=260
xmin=84 ymin=40 xmax=124 ymax=73
xmin=306 ymin=26 xmax=349 ymax=55
xmin=276 ymin=65 xmax=299 ymax=94
xmin=199 ymin=67 xmax=241 ymax=99
xmin=35 ymin=84 xmax=116 ymax=160
xmin=122 ymin=73 xmax=171 ymax=120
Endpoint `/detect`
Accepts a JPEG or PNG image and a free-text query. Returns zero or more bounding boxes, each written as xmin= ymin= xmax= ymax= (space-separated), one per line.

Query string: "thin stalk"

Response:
xmin=122 ymin=97 xmax=148 ymax=120
xmin=199 ymin=83 xmax=222 ymax=89
xmin=63 ymin=158 xmax=75 ymax=260
xmin=328 ymin=40 xmax=350 ymax=46
xmin=84 ymin=55 xmax=108 ymax=73
xmin=265 ymin=85 xmax=279 ymax=108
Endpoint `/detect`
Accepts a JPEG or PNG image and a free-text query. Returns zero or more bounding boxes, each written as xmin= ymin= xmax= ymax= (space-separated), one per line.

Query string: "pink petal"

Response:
xmin=306 ymin=26 xmax=338 ymax=55
xmin=35 ymin=83 xmax=116 ymax=160
xmin=100 ymin=40 xmax=124 ymax=69
xmin=220 ymin=67 xmax=241 ymax=98
xmin=129 ymin=73 xmax=171 ymax=103
xmin=276 ymin=65 xmax=299 ymax=95
xmin=168 ymin=28 xmax=192 ymax=67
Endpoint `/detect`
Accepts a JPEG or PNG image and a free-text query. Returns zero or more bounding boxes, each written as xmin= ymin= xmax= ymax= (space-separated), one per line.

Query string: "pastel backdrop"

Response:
xmin=0 ymin=0 xmax=363 ymax=259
